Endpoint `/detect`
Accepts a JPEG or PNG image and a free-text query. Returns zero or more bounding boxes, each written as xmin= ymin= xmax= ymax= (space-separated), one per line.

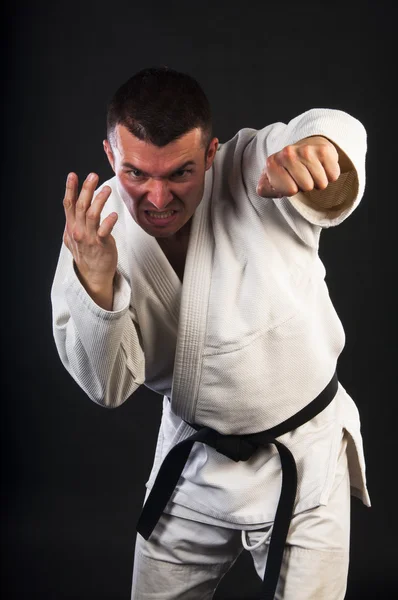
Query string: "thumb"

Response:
xmin=256 ymin=170 xmax=280 ymax=198
xmin=63 ymin=225 xmax=71 ymax=251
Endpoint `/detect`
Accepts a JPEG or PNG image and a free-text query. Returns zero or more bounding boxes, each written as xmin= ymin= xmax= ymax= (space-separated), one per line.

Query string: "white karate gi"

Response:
xmin=51 ymin=108 xmax=370 ymax=598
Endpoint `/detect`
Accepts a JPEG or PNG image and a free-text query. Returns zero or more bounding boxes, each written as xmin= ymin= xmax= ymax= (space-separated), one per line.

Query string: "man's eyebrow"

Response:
xmin=121 ymin=160 xmax=196 ymax=176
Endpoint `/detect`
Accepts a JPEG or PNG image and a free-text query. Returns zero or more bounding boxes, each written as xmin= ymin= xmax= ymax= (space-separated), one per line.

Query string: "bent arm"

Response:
xmin=51 ymin=242 xmax=145 ymax=408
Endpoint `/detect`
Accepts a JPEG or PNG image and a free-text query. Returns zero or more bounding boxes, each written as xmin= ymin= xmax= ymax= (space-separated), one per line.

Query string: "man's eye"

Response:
xmin=130 ymin=169 xmax=143 ymax=178
xmin=172 ymin=169 xmax=192 ymax=179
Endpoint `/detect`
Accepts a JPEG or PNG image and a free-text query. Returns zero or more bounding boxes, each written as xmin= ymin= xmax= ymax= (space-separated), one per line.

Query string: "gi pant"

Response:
xmin=131 ymin=434 xmax=350 ymax=600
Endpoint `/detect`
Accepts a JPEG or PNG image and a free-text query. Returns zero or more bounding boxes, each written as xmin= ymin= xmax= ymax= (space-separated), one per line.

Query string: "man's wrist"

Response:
xmin=73 ymin=262 xmax=115 ymax=310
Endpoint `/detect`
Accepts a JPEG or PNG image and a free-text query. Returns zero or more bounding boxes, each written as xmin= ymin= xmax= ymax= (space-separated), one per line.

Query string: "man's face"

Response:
xmin=104 ymin=125 xmax=218 ymax=239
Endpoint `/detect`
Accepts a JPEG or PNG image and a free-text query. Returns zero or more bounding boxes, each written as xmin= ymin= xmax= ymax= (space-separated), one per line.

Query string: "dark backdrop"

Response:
xmin=2 ymin=1 xmax=395 ymax=598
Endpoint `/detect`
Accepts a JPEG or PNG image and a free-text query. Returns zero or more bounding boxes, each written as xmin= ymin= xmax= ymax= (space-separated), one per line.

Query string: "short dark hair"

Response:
xmin=107 ymin=67 xmax=213 ymax=150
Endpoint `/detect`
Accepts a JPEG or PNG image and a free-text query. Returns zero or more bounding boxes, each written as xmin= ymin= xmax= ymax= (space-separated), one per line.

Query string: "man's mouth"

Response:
xmin=143 ymin=210 xmax=179 ymax=226
xmin=145 ymin=210 xmax=176 ymax=219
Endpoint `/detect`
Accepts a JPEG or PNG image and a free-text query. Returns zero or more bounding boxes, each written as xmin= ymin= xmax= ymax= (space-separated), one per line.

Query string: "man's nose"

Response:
xmin=146 ymin=179 xmax=173 ymax=210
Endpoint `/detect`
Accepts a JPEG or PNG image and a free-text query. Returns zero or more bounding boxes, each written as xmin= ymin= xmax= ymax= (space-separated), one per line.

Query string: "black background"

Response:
xmin=2 ymin=1 xmax=396 ymax=598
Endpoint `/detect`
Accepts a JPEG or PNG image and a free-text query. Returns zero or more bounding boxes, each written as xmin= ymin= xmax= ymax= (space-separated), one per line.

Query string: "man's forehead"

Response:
xmin=113 ymin=125 xmax=204 ymax=159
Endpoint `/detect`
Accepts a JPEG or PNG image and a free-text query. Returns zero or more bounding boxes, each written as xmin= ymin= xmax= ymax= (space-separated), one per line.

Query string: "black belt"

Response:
xmin=136 ymin=371 xmax=338 ymax=600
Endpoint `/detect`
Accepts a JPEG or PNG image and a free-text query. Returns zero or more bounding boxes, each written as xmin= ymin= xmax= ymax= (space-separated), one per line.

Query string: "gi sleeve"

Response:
xmin=242 ymin=108 xmax=367 ymax=241
xmin=51 ymin=242 xmax=145 ymax=408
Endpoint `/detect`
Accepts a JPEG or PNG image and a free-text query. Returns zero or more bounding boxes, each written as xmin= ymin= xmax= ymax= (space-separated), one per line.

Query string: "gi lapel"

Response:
xmin=170 ymin=167 xmax=214 ymax=422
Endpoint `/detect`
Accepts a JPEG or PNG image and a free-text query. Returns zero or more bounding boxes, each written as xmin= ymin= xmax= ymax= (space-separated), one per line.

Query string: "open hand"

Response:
xmin=256 ymin=136 xmax=341 ymax=198
xmin=63 ymin=172 xmax=118 ymax=308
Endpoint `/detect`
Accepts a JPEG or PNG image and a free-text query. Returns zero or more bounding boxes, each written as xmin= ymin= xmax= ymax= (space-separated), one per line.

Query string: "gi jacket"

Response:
xmin=51 ymin=108 xmax=370 ymax=523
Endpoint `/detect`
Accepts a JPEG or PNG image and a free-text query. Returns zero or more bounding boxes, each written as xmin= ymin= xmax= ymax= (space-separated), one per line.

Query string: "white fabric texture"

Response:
xmin=51 ymin=108 xmax=370 ymax=529
xmin=131 ymin=431 xmax=351 ymax=599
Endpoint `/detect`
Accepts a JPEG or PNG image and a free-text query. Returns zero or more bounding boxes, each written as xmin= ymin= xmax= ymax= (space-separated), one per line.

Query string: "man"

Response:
xmin=51 ymin=67 xmax=370 ymax=599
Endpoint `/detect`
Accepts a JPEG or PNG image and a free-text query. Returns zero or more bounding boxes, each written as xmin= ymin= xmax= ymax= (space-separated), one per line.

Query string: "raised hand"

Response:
xmin=63 ymin=172 xmax=118 ymax=310
xmin=256 ymin=136 xmax=344 ymax=199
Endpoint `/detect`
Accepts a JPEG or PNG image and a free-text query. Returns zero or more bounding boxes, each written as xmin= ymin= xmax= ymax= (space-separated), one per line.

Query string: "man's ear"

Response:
xmin=103 ymin=139 xmax=115 ymax=172
xmin=205 ymin=137 xmax=219 ymax=171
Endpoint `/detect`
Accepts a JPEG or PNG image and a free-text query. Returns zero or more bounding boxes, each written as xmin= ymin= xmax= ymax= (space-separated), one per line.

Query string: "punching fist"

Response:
xmin=256 ymin=136 xmax=345 ymax=198
xmin=63 ymin=172 xmax=118 ymax=310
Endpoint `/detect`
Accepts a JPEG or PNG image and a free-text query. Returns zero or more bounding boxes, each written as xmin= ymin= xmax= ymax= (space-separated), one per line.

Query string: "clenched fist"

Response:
xmin=63 ymin=172 xmax=118 ymax=310
xmin=256 ymin=136 xmax=345 ymax=198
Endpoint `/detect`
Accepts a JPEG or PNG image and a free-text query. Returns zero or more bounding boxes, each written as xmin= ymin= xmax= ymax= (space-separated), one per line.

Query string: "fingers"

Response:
xmin=320 ymin=155 xmax=340 ymax=183
xmin=63 ymin=173 xmax=79 ymax=251
xmin=279 ymin=158 xmax=329 ymax=193
xmin=268 ymin=153 xmax=300 ymax=196
xmin=74 ymin=173 xmax=99 ymax=233
xmin=63 ymin=172 xmax=78 ymax=223
xmin=256 ymin=170 xmax=278 ymax=198
xmin=296 ymin=141 xmax=340 ymax=189
xmin=97 ymin=211 xmax=118 ymax=239
xmin=257 ymin=155 xmax=299 ymax=198
xmin=257 ymin=139 xmax=341 ymax=199
xmin=86 ymin=186 xmax=113 ymax=236
xmin=62 ymin=173 xmax=114 ymax=248
xmin=256 ymin=169 xmax=283 ymax=198
xmin=63 ymin=172 xmax=78 ymax=207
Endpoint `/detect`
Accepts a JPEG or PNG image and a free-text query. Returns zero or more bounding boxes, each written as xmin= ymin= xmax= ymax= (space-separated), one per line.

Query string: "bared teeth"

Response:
xmin=146 ymin=210 xmax=175 ymax=219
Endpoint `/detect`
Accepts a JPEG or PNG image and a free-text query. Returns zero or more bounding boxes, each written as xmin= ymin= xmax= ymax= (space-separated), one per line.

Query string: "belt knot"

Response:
xmin=213 ymin=433 xmax=258 ymax=462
